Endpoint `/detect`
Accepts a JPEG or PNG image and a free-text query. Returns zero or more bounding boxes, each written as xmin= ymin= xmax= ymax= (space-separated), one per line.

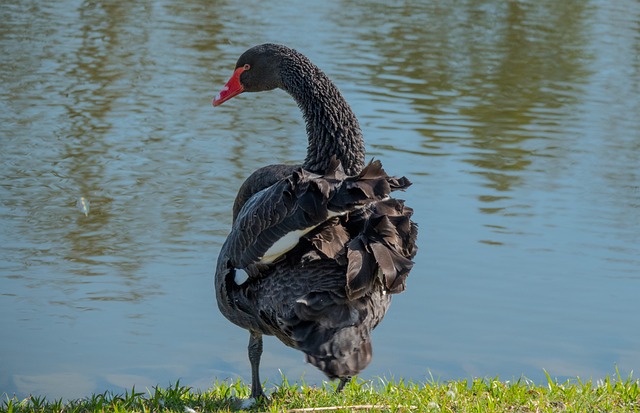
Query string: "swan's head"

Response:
xmin=213 ymin=44 xmax=289 ymax=106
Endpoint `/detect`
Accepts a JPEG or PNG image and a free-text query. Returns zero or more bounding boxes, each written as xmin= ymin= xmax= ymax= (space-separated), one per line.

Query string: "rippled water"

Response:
xmin=1 ymin=0 xmax=639 ymax=400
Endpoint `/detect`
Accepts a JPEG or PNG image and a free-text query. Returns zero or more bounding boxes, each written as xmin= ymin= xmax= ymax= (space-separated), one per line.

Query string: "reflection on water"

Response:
xmin=347 ymin=2 xmax=591 ymax=197
xmin=1 ymin=0 xmax=639 ymax=399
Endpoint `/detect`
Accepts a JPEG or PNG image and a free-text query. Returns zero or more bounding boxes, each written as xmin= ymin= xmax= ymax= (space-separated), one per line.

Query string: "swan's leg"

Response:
xmin=248 ymin=331 xmax=266 ymax=399
xmin=336 ymin=376 xmax=351 ymax=393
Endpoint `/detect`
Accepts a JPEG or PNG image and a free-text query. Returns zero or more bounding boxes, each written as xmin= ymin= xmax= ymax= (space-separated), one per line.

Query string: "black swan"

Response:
xmin=212 ymin=43 xmax=418 ymax=401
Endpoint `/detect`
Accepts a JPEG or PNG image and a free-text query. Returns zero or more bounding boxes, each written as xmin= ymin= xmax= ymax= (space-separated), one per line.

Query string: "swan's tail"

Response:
xmin=305 ymin=332 xmax=373 ymax=380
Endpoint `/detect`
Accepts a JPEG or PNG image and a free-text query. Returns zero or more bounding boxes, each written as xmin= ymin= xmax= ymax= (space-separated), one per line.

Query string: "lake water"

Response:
xmin=1 ymin=0 xmax=639 ymax=400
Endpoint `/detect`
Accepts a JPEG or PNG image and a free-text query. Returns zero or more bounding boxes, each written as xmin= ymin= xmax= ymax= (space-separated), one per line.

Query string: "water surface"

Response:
xmin=1 ymin=0 xmax=639 ymax=399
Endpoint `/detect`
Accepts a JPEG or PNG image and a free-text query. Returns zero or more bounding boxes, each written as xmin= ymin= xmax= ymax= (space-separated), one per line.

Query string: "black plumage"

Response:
xmin=213 ymin=43 xmax=418 ymax=400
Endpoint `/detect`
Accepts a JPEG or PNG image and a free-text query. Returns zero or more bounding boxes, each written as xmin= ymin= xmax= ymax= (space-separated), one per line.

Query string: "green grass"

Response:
xmin=2 ymin=371 xmax=639 ymax=413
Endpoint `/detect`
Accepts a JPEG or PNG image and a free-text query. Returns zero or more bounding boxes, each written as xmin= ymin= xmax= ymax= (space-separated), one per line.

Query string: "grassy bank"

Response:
xmin=3 ymin=371 xmax=639 ymax=412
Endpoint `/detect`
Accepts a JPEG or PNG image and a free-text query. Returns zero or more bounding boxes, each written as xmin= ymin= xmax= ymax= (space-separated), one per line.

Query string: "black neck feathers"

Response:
xmin=278 ymin=49 xmax=365 ymax=176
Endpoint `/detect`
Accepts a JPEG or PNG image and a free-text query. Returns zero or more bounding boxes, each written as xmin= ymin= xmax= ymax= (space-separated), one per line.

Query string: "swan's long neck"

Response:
xmin=280 ymin=53 xmax=365 ymax=176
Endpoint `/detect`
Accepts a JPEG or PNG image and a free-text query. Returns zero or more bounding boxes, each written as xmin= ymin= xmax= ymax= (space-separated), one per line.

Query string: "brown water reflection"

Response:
xmin=343 ymin=1 xmax=592 ymax=196
xmin=1 ymin=0 xmax=639 ymax=400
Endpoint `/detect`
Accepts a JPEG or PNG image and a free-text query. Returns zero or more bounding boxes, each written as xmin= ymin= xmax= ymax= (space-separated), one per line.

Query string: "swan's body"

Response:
xmin=213 ymin=44 xmax=418 ymax=400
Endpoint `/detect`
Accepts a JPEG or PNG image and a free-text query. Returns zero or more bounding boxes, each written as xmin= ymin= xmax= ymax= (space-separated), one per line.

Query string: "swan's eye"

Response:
xmin=243 ymin=64 xmax=251 ymax=71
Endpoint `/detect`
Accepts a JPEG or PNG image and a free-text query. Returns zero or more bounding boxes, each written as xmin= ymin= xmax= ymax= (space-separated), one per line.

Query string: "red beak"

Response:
xmin=213 ymin=66 xmax=245 ymax=106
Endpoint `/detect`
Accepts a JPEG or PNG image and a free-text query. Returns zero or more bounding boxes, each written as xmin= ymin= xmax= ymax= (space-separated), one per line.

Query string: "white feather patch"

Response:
xmin=259 ymin=228 xmax=310 ymax=264
xmin=234 ymin=269 xmax=249 ymax=285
